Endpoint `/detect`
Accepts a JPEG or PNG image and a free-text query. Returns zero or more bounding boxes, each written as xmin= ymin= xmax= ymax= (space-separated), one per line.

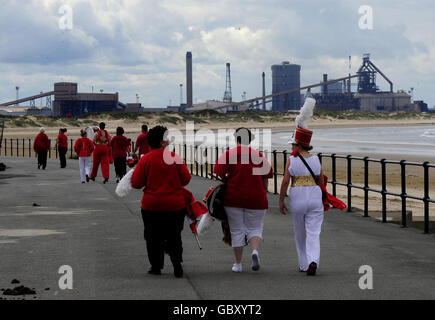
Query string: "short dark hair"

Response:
xmin=60 ymin=128 xmax=67 ymax=133
xmin=142 ymin=125 xmax=148 ymax=132
xmin=116 ymin=127 xmax=124 ymax=135
xmin=99 ymin=122 xmax=106 ymax=130
xmin=234 ymin=127 xmax=252 ymax=145
xmin=148 ymin=125 xmax=168 ymax=149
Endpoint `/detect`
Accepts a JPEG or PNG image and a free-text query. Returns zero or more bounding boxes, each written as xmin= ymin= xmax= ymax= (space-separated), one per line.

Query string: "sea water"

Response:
xmin=272 ymin=124 xmax=435 ymax=159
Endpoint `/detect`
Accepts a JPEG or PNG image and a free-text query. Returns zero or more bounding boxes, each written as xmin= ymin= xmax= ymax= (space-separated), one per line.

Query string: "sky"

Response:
xmin=0 ymin=0 xmax=434 ymax=108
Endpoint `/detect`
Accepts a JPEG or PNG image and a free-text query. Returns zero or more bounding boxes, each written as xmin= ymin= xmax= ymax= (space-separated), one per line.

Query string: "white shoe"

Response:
xmin=251 ymin=253 xmax=260 ymax=271
xmin=232 ymin=263 xmax=242 ymax=273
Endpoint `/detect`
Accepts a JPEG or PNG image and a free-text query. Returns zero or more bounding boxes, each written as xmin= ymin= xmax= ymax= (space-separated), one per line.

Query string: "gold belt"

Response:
xmin=292 ymin=175 xmax=317 ymax=187
xmin=95 ymin=142 xmax=108 ymax=145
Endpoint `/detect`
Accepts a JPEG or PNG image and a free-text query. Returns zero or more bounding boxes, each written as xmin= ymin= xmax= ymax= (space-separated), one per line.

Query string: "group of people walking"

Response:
xmin=33 ymin=123 xmax=150 ymax=184
xmin=128 ymin=125 xmax=325 ymax=279
xmin=32 ymin=121 xmax=326 ymax=279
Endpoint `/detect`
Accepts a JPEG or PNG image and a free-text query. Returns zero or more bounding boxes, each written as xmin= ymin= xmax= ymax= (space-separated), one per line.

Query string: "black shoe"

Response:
xmin=306 ymin=262 xmax=317 ymax=276
xmin=82 ymin=181 xmax=85 ymax=184
xmin=89 ymin=177 xmax=95 ymax=181
xmin=103 ymin=178 xmax=109 ymax=184
xmin=37 ymin=164 xmax=40 ymax=170
xmin=173 ymin=264 xmax=183 ymax=278
xmin=86 ymin=175 xmax=89 ymax=183
xmin=148 ymin=268 xmax=161 ymax=275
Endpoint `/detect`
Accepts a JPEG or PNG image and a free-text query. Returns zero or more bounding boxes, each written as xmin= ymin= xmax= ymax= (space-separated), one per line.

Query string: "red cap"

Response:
xmin=294 ymin=126 xmax=313 ymax=148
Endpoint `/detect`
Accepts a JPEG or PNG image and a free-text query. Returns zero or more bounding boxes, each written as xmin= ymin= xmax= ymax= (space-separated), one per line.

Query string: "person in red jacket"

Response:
xmin=33 ymin=127 xmax=50 ymax=170
xmin=74 ymin=129 xmax=95 ymax=183
xmin=56 ymin=128 xmax=68 ymax=168
xmin=131 ymin=125 xmax=191 ymax=278
xmin=89 ymin=122 xmax=111 ymax=183
xmin=134 ymin=125 xmax=150 ymax=157
xmin=214 ymin=127 xmax=274 ymax=273
xmin=110 ymin=127 xmax=131 ymax=183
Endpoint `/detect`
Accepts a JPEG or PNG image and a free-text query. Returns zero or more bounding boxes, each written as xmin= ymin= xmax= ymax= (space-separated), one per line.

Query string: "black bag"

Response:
xmin=0 ymin=163 xmax=5 ymax=172
xmin=205 ymin=183 xmax=227 ymax=221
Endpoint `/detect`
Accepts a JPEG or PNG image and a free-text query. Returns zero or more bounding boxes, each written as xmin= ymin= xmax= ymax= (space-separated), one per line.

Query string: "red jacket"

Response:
xmin=74 ymin=138 xmax=94 ymax=157
xmin=33 ymin=133 xmax=50 ymax=153
xmin=57 ymin=133 xmax=68 ymax=148
xmin=131 ymin=148 xmax=192 ymax=212
xmin=214 ymin=146 xmax=274 ymax=210
xmin=110 ymin=135 xmax=131 ymax=159
xmin=136 ymin=132 xmax=150 ymax=155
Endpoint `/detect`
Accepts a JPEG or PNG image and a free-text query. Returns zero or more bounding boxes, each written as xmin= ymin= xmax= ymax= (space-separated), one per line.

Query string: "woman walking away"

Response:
xmin=213 ymin=128 xmax=273 ymax=273
xmin=74 ymin=129 xmax=95 ymax=183
xmin=56 ymin=128 xmax=68 ymax=168
xmin=110 ymin=127 xmax=131 ymax=183
xmin=90 ymin=122 xmax=111 ymax=183
xmin=33 ymin=128 xmax=50 ymax=170
xmin=131 ymin=125 xmax=191 ymax=278
xmin=279 ymin=97 xmax=324 ymax=276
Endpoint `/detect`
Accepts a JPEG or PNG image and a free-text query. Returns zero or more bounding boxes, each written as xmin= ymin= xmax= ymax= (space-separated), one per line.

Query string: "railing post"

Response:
xmin=195 ymin=145 xmax=199 ymax=176
xmin=347 ymin=155 xmax=352 ymax=212
xmin=200 ymin=147 xmax=204 ymax=178
xmin=48 ymin=139 xmax=51 ymax=158
xmin=190 ymin=145 xmax=193 ymax=173
xmin=400 ymin=160 xmax=407 ymax=228
xmin=16 ymin=138 xmax=18 ymax=157
xmin=183 ymin=144 xmax=187 ymax=164
xmin=10 ymin=139 xmax=13 ymax=157
xmin=332 ymin=154 xmax=337 ymax=197
xmin=273 ymin=150 xmax=277 ymax=194
xmin=70 ymin=139 xmax=73 ymax=159
xmin=423 ymin=162 xmax=430 ymax=234
xmin=381 ymin=159 xmax=387 ymax=223
xmin=283 ymin=150 xmax=288 ymax=173
xmin=363 ymin=157 xmax=369 ymax=217
xmin=22 ymin=138 xmax=25 ymax=157
xmin=29 ymin=139 xmax=31 ymax=157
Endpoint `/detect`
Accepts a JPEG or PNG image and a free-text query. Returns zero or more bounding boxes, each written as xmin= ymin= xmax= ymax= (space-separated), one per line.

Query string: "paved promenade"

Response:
xmin=1 ymin=157 xmax=435 ymax=300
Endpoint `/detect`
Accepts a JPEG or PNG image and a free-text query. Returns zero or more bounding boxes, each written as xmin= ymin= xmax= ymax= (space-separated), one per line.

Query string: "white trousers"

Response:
xmin=79 ymin=157 xmax=91 ymax=182
xmin=289 ymin=186 xmax=324 ymax=271
xmin=224 ymin=206 xmax=267 ymax=248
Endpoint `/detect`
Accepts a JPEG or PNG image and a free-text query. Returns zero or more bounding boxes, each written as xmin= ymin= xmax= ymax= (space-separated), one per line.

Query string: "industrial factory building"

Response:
xmin=271 ymin=61 xmax=301 ymax=111
xmin=52 ymin=83 xmax=125 ymax=117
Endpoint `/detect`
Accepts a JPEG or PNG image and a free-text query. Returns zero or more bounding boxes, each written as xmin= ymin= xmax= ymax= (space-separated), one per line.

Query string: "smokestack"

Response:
xmin=262 ymin=72 xmax=266 ymax=110
xmin=322 ymin=74 xmax=328 ymax=97
xmin=186 ymin=52 xmax=193 ymax=109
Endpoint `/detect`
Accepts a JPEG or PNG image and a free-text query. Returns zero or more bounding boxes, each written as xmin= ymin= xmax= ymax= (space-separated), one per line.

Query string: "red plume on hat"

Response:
xmin=291 ymin=97 xmax=316 ymax=147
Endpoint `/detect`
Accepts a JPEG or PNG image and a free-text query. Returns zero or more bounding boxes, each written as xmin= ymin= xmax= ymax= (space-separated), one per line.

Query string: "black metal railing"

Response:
xmin=1 ymin=138 xmax=433 ymax=233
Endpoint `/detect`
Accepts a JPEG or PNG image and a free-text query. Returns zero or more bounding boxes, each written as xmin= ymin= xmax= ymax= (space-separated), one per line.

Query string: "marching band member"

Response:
xmin=110 ymin=126 xmax=131 ymax=183
xmin=89 ymin=122 xmax=111 ymax=183
xmin=33 ymin=127 xmax=50 ymax=170
xmin=56 ymin=128 xmax=68 ymax=168
xmin=131 ymin=125 xmax=191 ymax=278
xmin=134 ymin=124 xmax=150 ymax=158
xmin=214 ymin=127 xmax=273 ymax=273
xmin=74 ymin=129 xmax=95 ymax=183
xmin=279 ymin=97 xmax=324 ymax=276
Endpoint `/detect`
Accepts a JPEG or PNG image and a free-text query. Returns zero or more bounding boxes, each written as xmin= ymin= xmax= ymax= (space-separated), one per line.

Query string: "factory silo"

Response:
xmin=272 ymin=61 xmax=301 ymax=111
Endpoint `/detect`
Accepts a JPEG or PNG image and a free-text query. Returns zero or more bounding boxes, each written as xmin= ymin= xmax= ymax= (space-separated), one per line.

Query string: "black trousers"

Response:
xmin=58 ymin=147 xmax=68 ymax=168
xmin=37 ymin=152 xmax=47 ymax=169
xmin=141 ymin=209 xmax=186 ymax=270
xmin=113 ymin=157 xmax=127 ymax=179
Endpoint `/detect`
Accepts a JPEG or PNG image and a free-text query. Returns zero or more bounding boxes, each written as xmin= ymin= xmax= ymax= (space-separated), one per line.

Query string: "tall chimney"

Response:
xmin=186 ymin=52 xmax=193 ymax=108
xmin=322 ymin=74 xmax=328 ymax=97
xmin=262 ymin=72 xmax=266 ymax=110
